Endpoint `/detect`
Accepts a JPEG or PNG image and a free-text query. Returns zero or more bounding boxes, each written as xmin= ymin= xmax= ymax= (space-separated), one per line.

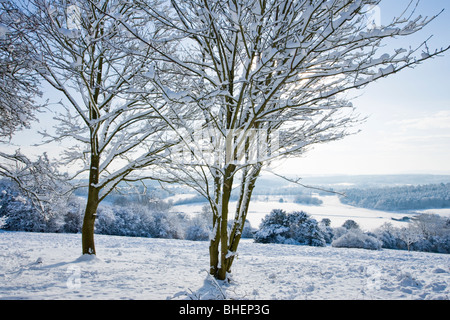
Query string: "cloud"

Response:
xmin=391 ymin=110 xmax=450 ymax=131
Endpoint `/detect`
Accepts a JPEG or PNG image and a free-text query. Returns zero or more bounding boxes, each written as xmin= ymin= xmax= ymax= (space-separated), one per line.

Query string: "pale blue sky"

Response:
xmin=4 ymin=0 xmax=450 ymax=177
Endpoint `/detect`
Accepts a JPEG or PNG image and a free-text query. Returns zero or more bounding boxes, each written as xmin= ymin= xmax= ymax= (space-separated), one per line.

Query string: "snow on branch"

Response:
xmin=118 ymin=0 xmax=449 ymax=195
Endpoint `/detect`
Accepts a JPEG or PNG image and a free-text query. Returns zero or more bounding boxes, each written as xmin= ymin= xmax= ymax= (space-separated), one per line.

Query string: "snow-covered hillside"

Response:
xmin=0 ymin=231 xmax=448 ymax=300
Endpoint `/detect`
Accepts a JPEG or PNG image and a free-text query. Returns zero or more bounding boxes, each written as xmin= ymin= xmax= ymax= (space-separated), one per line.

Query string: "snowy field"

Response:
xmin=0 ymin=231 xmax=449 ymax=300
xmin=171 ymin=194 xmax=430 ymax=231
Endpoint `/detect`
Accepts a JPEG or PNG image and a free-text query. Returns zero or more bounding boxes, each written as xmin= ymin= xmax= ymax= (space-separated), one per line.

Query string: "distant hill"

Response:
xmin=340 ymin=183 xmax=450 ymax=211
xmin=252 ymin=174 xmax=450 ymax=195
xmin=71 ymin=174 xmax=450 ymax=199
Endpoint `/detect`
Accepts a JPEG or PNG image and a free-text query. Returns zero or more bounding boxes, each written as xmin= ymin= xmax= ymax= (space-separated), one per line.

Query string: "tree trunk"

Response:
xmin=82 ymin=154 xmax=100 ymax=255
xmin=225 ymin=165 xmax=261 ymax=273
xmin=209 ymin=170 xmax=222 ymax=276
xmin=213 ymin=164 xmax=235 ymax=281
xmin=209 ymin=221 xmax=220 ymax=276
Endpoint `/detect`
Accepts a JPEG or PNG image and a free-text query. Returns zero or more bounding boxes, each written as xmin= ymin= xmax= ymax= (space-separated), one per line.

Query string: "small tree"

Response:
xmin=16 ymin=0 xmax=179 ymax=255
xmin=411 ymin=213 xmax=447 ymax=240
xmin=342 ymin=219 xmax=360 ymax=230
xmin=397 ymin=225 xmax=422 ymax=251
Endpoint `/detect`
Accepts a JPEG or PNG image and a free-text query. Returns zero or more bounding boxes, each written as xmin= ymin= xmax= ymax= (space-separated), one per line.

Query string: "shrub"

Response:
xmin=342 ymin=219 xmax=360 ymax=230
xmin=319 ymin=218 xmax=334 ymax=244
xmin=95 ymin=204 xmax=186 ymax=239
xmin=241 ymin=219 xmax=256 ymax=239
xmin=1 ymin=196 xmax=47 ymax=232
xmin=373 ymin=223 xmax=407 ymax=250
xmin=61 ymin=198 xmax=84 ymax=233
xmin=254 ymin=209 xmax=326 ymax=246
xmin=332 ymin=229 xmax=382 ymax=250
xmin=294 ymin=194 xmax=323 ymax=206
xmin=185 ymin=223 xmax=210 ymax=241
xmin=0 ymin=180 xmax=82 ymax=233
xmin=254 ymin=209 xmax=290 ymax=244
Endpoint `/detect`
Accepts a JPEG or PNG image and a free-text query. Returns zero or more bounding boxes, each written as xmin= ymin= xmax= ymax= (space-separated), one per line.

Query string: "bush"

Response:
xmin=254 ymin=209 xmax=289 ymax=244
xmin=95 ymin=203 xmax=186 ymax=239
xmin=1 ymin=196 xmax=48 ymax=232
xmin=185 ymin=223 xmax=210 ymax=241
xmin=373 ymin=223 xmax=407 ymax=250
xmin=254 ymin=209 xmax=326 ymax=246
xmin=319 ymin=218 xmax=334 ymax=244
xmin=241 ymin=219 xmax=256 ymax=239
xmin=332 ymin=229 xmax=382 ymax=250
xmin=0 ymin=180 xmax=83 ymax=233
xmin=60 ymin=198 xmax=84 ymax=233
xmin=294 ymin=194 xmax=323 ymax=206
xmin=342 ymin=219 xmax=360 ymax=230
xmin=372 ymin=215 xmax=450 ymax=254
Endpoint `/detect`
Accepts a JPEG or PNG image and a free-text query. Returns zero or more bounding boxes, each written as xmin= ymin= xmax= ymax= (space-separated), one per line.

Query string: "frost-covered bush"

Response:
xmin=227 ymin=219 xmax=255 ymax=239
xmin=254 ymin=209 xmax=290 ymax=244
xmin=331 ymin=226 xmax=347 ymax=240
xmin=319 ymin=218 xmax=334 ymax=244
xmin=429 ymin=235 xmax=450 ymax=254
xmin=290 ymin=213 xmax=326 ymax=246
xmin=184 ymin=206 xmax=255 ymax=241
xmin=0 ymin=179 xmax=84 ymax=233
xmin=95 ymin=203 xmax=186 ymax=239
xmin=254 ymin=209 xmax=326 ymax=247
xmin=372 ymin=215 xmax=450 ymax=254
xmin=241 ymin=219 xmax=256 ymax=239
xmin=185 ymin=205 xmax=212 ymax=241
xmin=332 ymin=229 xmax=382 ymax=250
xmin=61 ymin=197 xmax=84 ymax=233
xmin=294 ymin=194 xmax=323 ymax=206
xmin=185 ymin=221 xmax=210 ymax=241
xmin=373 ymin=223 xmax=407 ymax=250
xmin=149 ymin=210 xmax=185 ymax=239
xmin=411 ymin=234 xmax=450 ymax=254
xmin=342 ymin=219 xmax=360 ymax=230
xmin=1 ymin=193 xmax=85 ymax=233
xmin=1 ymin=195 xmax=47 ymax=232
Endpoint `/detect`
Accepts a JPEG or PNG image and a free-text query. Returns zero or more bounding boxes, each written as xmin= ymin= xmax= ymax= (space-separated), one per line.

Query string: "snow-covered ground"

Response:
xmin=0 ymin=231 xmax=448 ymax=300
xmin=172 ymin=194 xmax=423 ymax=231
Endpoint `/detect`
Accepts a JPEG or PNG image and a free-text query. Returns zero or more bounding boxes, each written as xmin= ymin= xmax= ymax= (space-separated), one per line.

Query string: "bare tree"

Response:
xmin=397 ymin=226 xmax=422 ymax=252
xmin=17 ymin=0 xmax=177 ymax=255
xmin=122 ymin=0 xmax=449 ymax=280
xmin=410 ymin=213 xmax=449 ymax=240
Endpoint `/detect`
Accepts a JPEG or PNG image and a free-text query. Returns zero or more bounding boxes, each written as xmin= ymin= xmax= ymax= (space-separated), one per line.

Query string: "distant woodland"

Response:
xmin=340 ymin=183 xmax=450 ymax=211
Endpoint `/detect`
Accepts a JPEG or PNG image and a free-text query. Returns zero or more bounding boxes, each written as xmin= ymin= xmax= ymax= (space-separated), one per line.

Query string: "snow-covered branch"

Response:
xmin=123 ymin=0 xmax=449 ymax=279
xmin=0 ymin=1 xmax=43 ymax=140
xmin=11 ymin=0 xmax=186 ymax=255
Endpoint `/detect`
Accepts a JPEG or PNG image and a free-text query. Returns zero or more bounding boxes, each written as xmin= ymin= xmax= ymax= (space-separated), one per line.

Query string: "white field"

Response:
xmin=0 ymin=231 xmax=449 ymax=300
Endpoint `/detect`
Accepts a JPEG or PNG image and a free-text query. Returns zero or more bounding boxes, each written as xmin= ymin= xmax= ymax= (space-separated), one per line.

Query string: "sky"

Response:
xmin=275 ymin=0 xmax=450 ymax=176
xmin=3 ymin=0 xmax=450 ymax=177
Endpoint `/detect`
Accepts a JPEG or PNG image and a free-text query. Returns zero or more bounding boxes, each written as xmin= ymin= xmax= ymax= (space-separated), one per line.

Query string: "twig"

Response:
xmin=266 ymin=169 xmax=347 ymax=197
